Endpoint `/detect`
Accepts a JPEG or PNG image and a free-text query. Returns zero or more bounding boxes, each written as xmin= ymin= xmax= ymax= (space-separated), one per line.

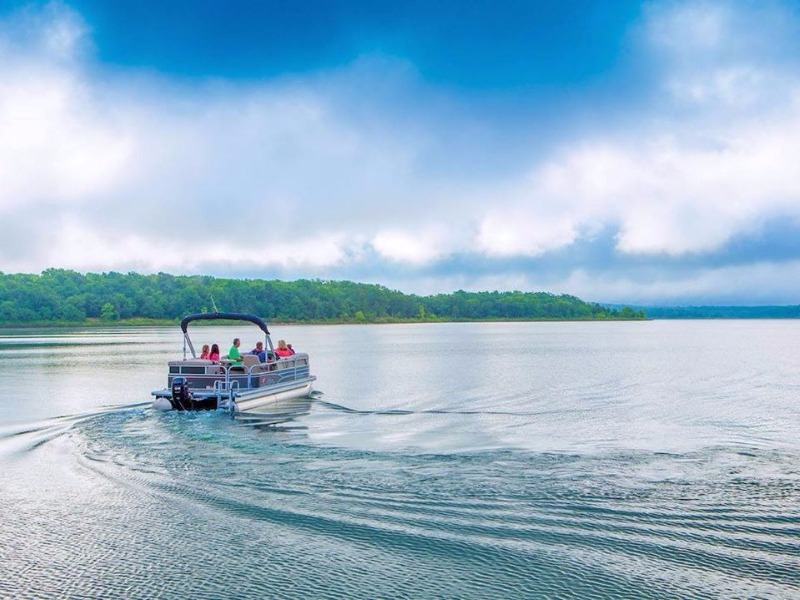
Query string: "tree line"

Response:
xmin=0 ymin=269 xmax=645 ymax=324
xmin=641 ymin=305 xmax=800 ymax=319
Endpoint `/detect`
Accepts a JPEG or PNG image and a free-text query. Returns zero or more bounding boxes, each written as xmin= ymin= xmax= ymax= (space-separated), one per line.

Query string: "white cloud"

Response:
xmin=643 ymin=0 xmax=797 ymax=111
xmin=0 ymin=5 xmax=429 ymax=272
xmin=371 ymin=225 xmax=470 ymax=264
xmin=475 ymin=0 xmax=800 ymax=259
xmin=645 ymin=1 xmax=730 ymax=56
xmin=479 ymin=119 xmax=800 ymax=258
xmin=45 ymin=218 xmax=354 ymax=273
xmin=0 ymin=50 xmax=132 ymax=210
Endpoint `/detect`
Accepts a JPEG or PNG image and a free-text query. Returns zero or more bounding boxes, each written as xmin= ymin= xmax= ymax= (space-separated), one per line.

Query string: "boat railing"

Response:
xmin=269 ymin=353 xmax=311 ymax=384
xmin=218 ymin=354 xmax=311 ymax=389
xmin=213 ymin=378 xmax=239 ymax=394
xmin=168 ymin=354 xmax=311 ymax=391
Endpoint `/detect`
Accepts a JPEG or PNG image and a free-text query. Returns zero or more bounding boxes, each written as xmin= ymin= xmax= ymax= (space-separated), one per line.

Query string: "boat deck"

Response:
xmin=152 ymin=353 xmax=314 ymax=401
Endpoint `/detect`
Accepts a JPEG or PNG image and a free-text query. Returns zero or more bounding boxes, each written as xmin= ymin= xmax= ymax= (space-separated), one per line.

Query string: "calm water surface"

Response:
xmin=0 ymin=321 xmax=798 ymax=599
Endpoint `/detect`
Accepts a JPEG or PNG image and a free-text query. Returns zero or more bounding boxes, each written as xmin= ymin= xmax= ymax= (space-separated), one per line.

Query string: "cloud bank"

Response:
xmin=1 ymin=1 xmax=800 ymax=304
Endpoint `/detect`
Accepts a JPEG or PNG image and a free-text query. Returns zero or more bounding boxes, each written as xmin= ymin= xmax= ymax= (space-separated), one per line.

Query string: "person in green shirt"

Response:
xmin=227 ymin=338 xmax=243 ymax=365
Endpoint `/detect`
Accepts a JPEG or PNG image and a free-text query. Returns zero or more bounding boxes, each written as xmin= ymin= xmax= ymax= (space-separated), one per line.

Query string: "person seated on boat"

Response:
xmin=227 ymin=338 xmax=243 ymax=365
xmin=286 ymin=343 xmax=296 ymax=355
xmin=275 ymin=339 xmax=293 ymax=358
xmin=209 ymin=343 xmax=220 ymax=362
xmin=199 ymin=344 xmax=210 ymax=359
xmin=251 ymin=341 xmax=266 ymax=362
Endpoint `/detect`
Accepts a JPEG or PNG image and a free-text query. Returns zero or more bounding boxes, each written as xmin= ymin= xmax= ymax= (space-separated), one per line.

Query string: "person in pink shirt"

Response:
xmin=275 ymin=339 xmax=294 ymax=357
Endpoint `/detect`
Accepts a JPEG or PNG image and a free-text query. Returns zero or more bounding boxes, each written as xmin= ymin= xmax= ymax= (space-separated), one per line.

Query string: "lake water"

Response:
xmin=0 ymin=321 xmax=798 ymax=599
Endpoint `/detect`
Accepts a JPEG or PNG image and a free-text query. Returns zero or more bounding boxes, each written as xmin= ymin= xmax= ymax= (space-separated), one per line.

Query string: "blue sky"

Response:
xmin=1 ymin=0 xmax=800 ymax=305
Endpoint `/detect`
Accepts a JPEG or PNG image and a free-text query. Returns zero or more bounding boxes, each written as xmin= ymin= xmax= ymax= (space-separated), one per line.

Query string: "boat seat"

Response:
xmin=241 ymin=355 xmax=261 ymax=369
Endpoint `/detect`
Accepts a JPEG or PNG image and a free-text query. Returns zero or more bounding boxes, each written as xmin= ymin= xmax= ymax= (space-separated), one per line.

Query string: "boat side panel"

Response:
xmin=157 ymin=355 xmax=312 ymax=396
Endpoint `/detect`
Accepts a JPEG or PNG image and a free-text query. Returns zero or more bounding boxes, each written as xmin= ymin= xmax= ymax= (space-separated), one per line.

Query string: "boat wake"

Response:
xmin=1 ymin=392 xmax=323 ymax=458
xmin=2 ymin=398 xmax=799 ymax=599
xmin=0 ymin=402 xmax=151 ymax=458
xmin=315 ymin=399 xmax=567 ymax=417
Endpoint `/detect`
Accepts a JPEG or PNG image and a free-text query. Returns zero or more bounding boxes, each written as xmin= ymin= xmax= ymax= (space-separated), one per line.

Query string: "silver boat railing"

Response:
xmin=213 ymin=354 xmax=311 ymax=390
xmin=167 ymin=354 xmax=311 ymax=393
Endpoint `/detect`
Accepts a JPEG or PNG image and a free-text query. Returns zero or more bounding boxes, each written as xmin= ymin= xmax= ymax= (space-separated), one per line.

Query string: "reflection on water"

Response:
xmin=234 ymin=394 xmax=316 ymax=428
xmin=1 ymin=321 xmax=799 ymax=598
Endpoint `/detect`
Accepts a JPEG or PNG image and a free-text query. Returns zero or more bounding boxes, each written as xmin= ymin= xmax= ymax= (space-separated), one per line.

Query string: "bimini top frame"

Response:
xmin=179 ymin=312 xmax=272 ymax=359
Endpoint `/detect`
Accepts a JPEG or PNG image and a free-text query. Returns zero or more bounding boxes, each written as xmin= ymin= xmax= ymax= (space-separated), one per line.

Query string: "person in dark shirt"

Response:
xmin=251 ymin=341 xmax=266 ymax=362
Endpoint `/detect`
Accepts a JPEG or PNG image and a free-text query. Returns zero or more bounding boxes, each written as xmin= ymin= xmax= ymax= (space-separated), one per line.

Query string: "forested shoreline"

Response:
xmin=0 ymin=269 xmax=645 ymax=325
xmin=638 ymin=305 xmax=800 ymax=319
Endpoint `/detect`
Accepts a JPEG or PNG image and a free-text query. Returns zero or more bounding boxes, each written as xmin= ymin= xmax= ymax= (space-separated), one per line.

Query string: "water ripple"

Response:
xmin=3 ymin=322 xmax=800 ymax=598
xmin=2 ymin=409 xmax=791 ymax=599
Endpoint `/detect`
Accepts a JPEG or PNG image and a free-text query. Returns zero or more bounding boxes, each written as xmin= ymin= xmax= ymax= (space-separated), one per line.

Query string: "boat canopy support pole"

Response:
xmin=184 ymin=332 xmax=196 ymax=359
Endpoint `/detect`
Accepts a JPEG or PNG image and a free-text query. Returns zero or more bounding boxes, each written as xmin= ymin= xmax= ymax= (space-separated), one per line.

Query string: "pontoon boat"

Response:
xmin=151 ymin=312 xmax=316 ymax=414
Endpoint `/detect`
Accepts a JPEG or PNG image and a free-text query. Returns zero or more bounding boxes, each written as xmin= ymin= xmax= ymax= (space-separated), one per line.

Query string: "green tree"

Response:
xmin=100 ymin=302 xmax=119 ymax=321
xmin=0 ymin=270 xmax=647 ymax=324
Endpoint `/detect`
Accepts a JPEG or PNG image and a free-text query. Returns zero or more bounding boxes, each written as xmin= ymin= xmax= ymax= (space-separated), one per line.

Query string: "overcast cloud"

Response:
xmin=1 ymin=1 xmax=799 ymax=304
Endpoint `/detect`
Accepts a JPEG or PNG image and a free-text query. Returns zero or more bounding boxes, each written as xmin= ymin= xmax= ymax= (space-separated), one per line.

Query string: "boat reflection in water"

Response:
xmin=151 ymin=312 xmax=316 ymax=417
xmin=233 ymin=394 xmax=318 ymax=429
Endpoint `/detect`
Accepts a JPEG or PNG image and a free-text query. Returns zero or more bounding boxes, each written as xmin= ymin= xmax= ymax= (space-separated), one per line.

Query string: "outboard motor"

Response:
xmin=170 ymin=376 xmax=193 ymax=411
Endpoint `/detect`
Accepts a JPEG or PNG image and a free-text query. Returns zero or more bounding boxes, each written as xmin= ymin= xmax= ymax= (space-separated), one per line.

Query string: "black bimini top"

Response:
xmin=180 ymin=312 xmax=270 ymax=335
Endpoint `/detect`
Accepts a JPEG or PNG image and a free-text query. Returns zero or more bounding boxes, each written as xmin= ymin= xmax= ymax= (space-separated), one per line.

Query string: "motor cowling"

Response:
xmin=170 ymin=376 xmax=192 ymax=410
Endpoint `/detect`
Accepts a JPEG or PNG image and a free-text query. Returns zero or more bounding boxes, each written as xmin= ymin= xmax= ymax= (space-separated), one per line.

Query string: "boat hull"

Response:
xmin=152 ymin=376 xmax=315 ymax=413
xmin=233 ymin=379 xmax=315 ymax=413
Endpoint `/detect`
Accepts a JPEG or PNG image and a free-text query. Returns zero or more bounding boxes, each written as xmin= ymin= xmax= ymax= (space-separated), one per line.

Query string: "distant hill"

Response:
xmin=0 ymin=269 xmax=645 ymax=325
xmin=631 ymin=305 xmax=800 ymax=319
